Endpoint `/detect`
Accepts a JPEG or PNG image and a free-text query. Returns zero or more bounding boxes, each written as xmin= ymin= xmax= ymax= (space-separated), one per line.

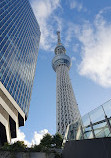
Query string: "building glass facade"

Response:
xmin=0 ymin=0 xmax=40 ymax=117
xmin=63 ymin=99 xmax=111 ymax=143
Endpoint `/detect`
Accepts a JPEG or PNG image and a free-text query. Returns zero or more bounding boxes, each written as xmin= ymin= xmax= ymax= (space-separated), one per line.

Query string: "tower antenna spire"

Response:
xmin=57 ymin=31 xmax=61 ymax=44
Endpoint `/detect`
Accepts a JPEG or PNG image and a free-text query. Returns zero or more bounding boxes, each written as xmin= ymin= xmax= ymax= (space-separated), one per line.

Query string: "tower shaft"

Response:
xmin=56 ymin=65 xmax=80 ymax=135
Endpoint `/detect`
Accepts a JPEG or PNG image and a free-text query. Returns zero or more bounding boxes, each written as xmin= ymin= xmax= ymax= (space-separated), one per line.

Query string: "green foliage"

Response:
xmin=30 ymin=144 xmax=45 ymax=152
xmin=39 ymin=132 xmax=63 ymax=149
xmin=52 ymin=133 xmax=63 ymax=148
xmin=55 ymin=152 xmax=62 ymax=158
xmin=40 ymin=133 xmax=52 ymax=148
xmin=0 ymin=133 xmax=63 ymax=154
xmin=1 ymin=141 xmax=27 ymax=152
xmin=0 ymin=142 xmax=11 ymax=151
xmin=11 ymin=141 xmax=27 ymax=151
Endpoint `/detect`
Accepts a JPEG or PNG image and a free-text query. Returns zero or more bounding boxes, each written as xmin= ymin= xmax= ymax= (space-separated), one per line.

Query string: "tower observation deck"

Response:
xmin=52 ymin=31 xmax=81 ymax=136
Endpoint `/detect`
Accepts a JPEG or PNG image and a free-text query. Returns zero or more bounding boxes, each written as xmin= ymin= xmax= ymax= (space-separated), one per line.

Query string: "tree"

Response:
xmin=0 ymin=143 xmax=11 ymax=151
xmin=1 ymin=141 xmax=27 ymax=151
xmin=52 ymin=133 xmax=63 ymax=148
xmin=31 ymin=144 xmax=43 ymax=152
xmin=11 ymin=141 xmax=27 ymax=151
xmin=40 ymin=133 xmax=52 ymax=148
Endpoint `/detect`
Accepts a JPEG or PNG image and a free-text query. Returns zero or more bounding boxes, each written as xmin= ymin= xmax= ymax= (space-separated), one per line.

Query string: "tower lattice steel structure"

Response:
xmin=52 ymin=32 xmax=81 ymax=136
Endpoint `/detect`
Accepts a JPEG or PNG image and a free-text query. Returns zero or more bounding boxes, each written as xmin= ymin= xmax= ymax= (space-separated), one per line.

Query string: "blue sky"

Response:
xmin=12 ymin=0 xmax=111 ymax=145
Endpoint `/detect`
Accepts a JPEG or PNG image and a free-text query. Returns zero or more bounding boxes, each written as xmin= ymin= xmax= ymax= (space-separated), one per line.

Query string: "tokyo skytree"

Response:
xmin=52 ymin=31 xmax=81 ymax=136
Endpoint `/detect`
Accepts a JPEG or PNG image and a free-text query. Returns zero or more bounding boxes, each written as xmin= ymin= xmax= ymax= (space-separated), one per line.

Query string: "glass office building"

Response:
xmin=63 ymin=99 xmax=111 ymax=143
xmin=0 ymin=0 xmax=40 ymax=145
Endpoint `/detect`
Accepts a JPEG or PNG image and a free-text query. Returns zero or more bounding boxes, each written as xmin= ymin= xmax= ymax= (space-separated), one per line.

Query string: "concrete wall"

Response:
xmin=62 ymin=137 xmax=111 ymax=158
xmin=0 ymin=152 xmax=55 ymax=158
xmin=0 ymin=82 xmax=25 ymax=145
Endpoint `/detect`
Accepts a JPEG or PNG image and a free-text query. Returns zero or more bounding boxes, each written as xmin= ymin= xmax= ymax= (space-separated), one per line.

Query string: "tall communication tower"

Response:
xmin=52 ymin=31 xmax=81 ymax=136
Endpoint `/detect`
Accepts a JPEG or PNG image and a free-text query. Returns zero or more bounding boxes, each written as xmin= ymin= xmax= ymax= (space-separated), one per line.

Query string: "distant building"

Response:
xmin=52 ymin=32 xmax=81 ymax=136
xmin=0 ymin=0 xmax=40 ymax=145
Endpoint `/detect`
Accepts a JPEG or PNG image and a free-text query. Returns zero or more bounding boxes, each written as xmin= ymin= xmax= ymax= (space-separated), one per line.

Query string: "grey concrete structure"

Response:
xmin=0 ymin=82 xmax=25 ymax=145
xmin=62 ymin=137 xmax=111 ymax=158
xmin=52 ymin=32 xmax=81 ymax=137
xmin=0 ymin=152 xmax=55 ymax=158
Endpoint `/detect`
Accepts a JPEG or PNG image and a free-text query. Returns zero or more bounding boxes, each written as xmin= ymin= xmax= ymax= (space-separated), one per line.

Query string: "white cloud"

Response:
xmin=53 ymin=16 xmax=63 ymax=32
xmin=30 ymin=0 xmax=61 ymax=51
xmin=31 ymin=129 xmax=48 ymax=145
xmin=64 ymin=22 xmax=79 ymax=47
xmin=72 ymin=43 xmax=79 ymax=53
xmin=30 ymin=0 xmax=60 ymax=19
xmin=71 ymin=57 xmax=76 ymax=61
xmin=70 ymin=1 xmax=83 ymax=11
xmin=76 ymin=7 xmax=111 ymax=87
xmin=11 ymin=129 xmax=48 ymax=147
